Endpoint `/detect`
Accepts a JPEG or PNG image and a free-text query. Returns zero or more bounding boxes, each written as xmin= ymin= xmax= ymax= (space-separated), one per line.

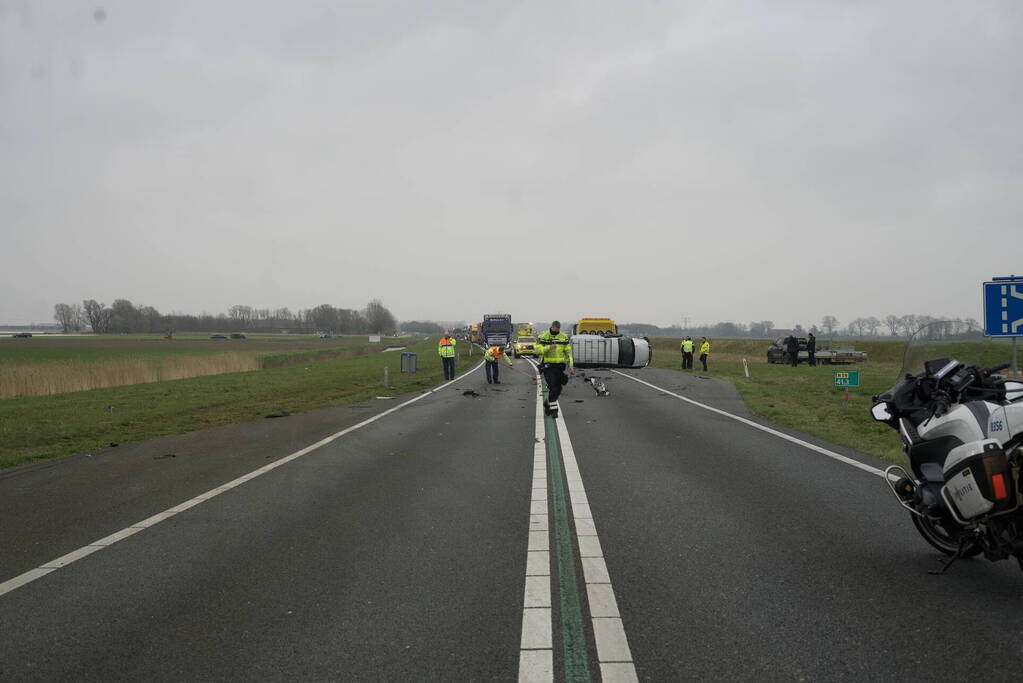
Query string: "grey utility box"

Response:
xmin=400 ymin=352 xmax=417 ymax=373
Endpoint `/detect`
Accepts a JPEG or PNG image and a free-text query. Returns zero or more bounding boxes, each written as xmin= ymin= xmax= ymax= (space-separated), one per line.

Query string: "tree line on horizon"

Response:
xmin=52 ymin=299 xmax=399 ymax=335
xmin=621 ymin=313 xmax=983 ymax=339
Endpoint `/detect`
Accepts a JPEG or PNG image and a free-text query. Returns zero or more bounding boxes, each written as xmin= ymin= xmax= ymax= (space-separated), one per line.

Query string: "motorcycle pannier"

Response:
xmin=940 ymin=440 xmax=1016 ymax=521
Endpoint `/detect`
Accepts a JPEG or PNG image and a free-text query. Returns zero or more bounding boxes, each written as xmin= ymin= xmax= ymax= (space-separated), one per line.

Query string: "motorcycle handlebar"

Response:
xmin=988 ymin=363 xmax=1012 ymax=374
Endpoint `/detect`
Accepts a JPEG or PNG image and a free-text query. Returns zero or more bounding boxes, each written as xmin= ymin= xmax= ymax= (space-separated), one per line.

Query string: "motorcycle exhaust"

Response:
xmin=884 ymin=465 xmax=923 ymax=515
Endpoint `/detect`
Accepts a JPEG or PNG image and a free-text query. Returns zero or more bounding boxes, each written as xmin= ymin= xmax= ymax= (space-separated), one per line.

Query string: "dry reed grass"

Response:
xmin=0 ymin=352 xmax=261 ymax=398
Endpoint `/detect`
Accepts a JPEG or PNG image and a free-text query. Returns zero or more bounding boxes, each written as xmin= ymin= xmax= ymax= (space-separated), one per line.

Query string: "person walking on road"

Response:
xmin=680 ymin=336 xmax=695 ymax=370
xmin=537 ymin=320 xmax=574 ymax=418
xmin=438 ymin=331 xmax=457 ymax=380
xmin=699 ymin=337 xmax=711 ymax=372
xmin=807 ymin=332 xmax=817 ymax=367
xmin=786 ymin=335 xmax=799 ymax=367
xmin=484 ymin=343 xmax=513 ymax=384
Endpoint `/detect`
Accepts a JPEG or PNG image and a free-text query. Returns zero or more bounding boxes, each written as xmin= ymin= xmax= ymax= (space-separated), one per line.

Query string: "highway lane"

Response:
xmin=4 ymin=359 xmax=1023 ymax=681
xmin=563 ymin=367 xmax=1023 ymax=681
xmin=0 ymin=364 xmax=541 ymax=681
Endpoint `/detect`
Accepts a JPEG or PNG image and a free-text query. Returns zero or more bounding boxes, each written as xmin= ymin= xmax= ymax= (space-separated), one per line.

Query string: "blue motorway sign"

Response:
xmin=984 ymin=280 xmax=1023 ymax=336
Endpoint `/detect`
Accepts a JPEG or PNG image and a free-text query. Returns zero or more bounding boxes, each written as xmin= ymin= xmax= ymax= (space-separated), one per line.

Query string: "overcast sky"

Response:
xmin=2 ymin=0 xmax=1021 ymax=329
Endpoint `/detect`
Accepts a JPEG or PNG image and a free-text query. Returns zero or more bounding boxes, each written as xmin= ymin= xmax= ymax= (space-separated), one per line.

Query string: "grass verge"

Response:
xmin=649 ymin=337 xmax=906 ymax=463
xmin=0 ymin=337 xmax=465 ymax=469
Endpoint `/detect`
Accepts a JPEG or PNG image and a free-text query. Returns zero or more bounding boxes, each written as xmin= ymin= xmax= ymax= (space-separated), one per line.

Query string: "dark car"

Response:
xmin=12 ymin=332 xmax=33 ymax=338
xmin=767 ymin=337 xmax=806 ymax=364
xmin=210 ymin=334 xmax=227 ymax=339
xmin=230 ymin=333 xmax=246 ymax=339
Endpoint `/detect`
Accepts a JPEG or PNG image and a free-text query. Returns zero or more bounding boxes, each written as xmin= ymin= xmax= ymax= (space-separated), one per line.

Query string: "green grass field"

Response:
xmin=649 ymin=337 xmax=906 ymax=463
xmin=0 ymin=334 xmax=407 ymax=398
xmin=0 ymin=336 xmax=459 ymax=468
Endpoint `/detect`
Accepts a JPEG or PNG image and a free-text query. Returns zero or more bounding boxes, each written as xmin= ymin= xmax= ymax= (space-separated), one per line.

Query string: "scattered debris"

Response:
xmin=463 ymin=390 xmax=480 ymax=398
xmin=375 ymin=396 xmax=394 ymax=400
xmin=585 ymin=377 xmax=610 ymax=396
xmin=265 ymin=411 xmax=290 ymax=418
xmin=153 ymin=453 xmax=176 ymax=459
xmin=108 ymin=442 xmax=118 ymax=447
xmin=574 ymin=400 xmax=585 ymax=403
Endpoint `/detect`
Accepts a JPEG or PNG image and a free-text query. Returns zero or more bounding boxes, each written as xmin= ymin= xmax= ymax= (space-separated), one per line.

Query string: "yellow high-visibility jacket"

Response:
xmin=537 ymin=330 xmax=573 ymax=367
xmin=681 ymin=339 xmax=694 ymax=353
xmin=438 ymin=336 xmax=456 ymax=358
xmin=700 ymin=341 xmax=711 ymax=355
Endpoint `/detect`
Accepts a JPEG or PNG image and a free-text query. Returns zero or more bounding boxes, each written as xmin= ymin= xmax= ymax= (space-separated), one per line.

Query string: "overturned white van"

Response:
xmin=569 ymin=335 xmax=651 ymax=369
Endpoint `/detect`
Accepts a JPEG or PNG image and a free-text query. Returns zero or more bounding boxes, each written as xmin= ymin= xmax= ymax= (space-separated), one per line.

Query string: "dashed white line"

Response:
xmin=611 ymin=370 xmax=885 ymax=477
xmin=554 ymin=406 xmax=639 ymax=681
xmin=0 ymin=361 xmax=486 ymax=599
xmin=518 ymin=368 xmax=554 ymax=682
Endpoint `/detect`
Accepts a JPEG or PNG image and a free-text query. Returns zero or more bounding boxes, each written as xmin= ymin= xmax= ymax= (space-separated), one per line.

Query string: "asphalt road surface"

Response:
xmin=3 ymin=359 xmax=1023 ymax=682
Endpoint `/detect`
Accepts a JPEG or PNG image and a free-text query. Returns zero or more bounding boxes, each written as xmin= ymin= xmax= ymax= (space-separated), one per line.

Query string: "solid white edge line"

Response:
xmin=0 ymin=360 xmax=487 ymax=600
xmin=611 ymin=370 xmax=885 ymax=477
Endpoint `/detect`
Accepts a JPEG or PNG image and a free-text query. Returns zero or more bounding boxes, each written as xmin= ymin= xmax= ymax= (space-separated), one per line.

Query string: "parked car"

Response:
xmin=230 ymin=333 xmax=246 ymax=339
xmin=210 ymin=334 xmax=227 ymax=339
xmin=12 ymin=332 xmax=33 ymax=338
xmin=766 ymin=337 xmax=867 ymax=364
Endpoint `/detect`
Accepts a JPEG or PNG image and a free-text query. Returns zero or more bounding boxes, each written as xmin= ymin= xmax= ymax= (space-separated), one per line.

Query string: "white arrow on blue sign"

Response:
xmin=984 ymin=280 xmax=1023 ymax=336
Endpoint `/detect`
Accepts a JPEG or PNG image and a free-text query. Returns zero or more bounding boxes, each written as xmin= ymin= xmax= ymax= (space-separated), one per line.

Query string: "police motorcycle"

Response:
xmin=871 ymin=322 xmax=1023 ymax=574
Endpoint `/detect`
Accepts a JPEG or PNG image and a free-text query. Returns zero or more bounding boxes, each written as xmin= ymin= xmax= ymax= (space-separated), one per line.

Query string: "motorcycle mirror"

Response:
xmin=871 ymin=402 xmax=893 ymax=422
xmin=1005 ymin=381 xmax=1023 ymax=403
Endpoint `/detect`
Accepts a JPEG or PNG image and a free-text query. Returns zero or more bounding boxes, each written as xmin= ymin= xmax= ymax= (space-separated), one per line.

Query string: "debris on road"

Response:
xmin=265 ymin=411 xmax=291 ymax=418
xmin=463 ymin=390 xmax=480 ymax=398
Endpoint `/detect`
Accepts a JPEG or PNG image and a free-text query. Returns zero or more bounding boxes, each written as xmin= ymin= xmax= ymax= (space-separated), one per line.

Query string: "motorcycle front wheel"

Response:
xmin=911 ymin=513 xmax=982 ymax=557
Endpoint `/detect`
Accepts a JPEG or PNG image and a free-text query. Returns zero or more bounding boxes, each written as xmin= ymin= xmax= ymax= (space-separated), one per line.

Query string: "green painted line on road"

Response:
xmin=544 ymin=395 xmax=592 ymax=683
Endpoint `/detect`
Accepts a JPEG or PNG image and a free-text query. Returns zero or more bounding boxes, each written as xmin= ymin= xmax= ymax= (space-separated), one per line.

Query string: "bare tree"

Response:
xmin=363 ymin=299 xmax=396 ymax=334
xmin=898 ymin=314 xmax=917 ymax=337
xmin=53 ymin=303 xmax=76 ymax=333
xmin=864 ymin=316 xmax=881 ymax=336
xmin=821 ymin=315 xmax=838 ymax=335
xmin=82 ymin=299 xmax=112 ymax=333
xmin=884 ymin=314 xmax=900 ymax=336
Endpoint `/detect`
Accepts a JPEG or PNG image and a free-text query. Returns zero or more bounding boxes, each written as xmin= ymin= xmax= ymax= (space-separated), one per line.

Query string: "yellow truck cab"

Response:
xmin=572 ymin=317 xmax=618 ymax=336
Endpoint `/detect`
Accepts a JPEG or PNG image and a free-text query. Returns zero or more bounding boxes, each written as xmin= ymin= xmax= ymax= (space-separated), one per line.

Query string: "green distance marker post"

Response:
xmin=835 ymin=370 xmax=860 ymax=408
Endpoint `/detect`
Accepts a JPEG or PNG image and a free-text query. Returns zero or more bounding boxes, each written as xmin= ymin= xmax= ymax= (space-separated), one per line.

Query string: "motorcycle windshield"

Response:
xmin=889 ymin=320 xmax=1013 ymax=394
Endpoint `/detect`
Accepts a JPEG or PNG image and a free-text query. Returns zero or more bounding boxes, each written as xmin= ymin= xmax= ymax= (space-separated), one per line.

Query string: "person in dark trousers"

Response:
xmin=786 ymin=335 xmax=799 ymax=367
xmin=699 ymin=337 xmax=710 ymax=372
xmin=483 ymin=344 xmax=513 ymax=384
xmin=438 ymin=331 xmax=457 ymax=380
xmin=680 ymin=336 xmax=694 ymax=370
xmin=537 ymin=320 xmax=574 ymax=418
xmin=806 ymin=333 xmax=817 ymax=367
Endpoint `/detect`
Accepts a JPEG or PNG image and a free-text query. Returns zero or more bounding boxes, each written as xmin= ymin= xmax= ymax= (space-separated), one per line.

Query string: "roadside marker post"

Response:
xmin=835 ymin=371 xmax=859 ymax=408
xmin=742 ymin=358 xmax=750 ymax=378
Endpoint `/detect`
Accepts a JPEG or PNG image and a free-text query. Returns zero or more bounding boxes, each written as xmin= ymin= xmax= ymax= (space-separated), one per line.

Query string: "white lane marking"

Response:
xmin=519 ymin=364 xmax=553 ymax=682
xmin=0 ymin=361 xmax=487 ymax=599
xmin=601 ymin=661 xmax=640 ymax=683
xmin=519 ymin=649 xmax=554 ymax=683
xmin=611 ymin=370 xmax=885 ymax=477
xmin=554 ymin=405 xmax=639 ymax=678
xmin=591 ymin=618 xmax=634 ymax=663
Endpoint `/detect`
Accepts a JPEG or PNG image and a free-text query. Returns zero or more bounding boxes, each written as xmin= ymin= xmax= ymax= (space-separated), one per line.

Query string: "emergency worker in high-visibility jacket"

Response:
xmin=699 ymin=337 xmax=711 ymax=372
xmin=483 ymin=344 xmax=514 ymax=384
xmin=680 ymin=336 xmax=695 ymax=370
xmin=438 ymin=332 xmax=457 ymax=380
xmin=536 ymin=320 xmax=573 ymax=418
